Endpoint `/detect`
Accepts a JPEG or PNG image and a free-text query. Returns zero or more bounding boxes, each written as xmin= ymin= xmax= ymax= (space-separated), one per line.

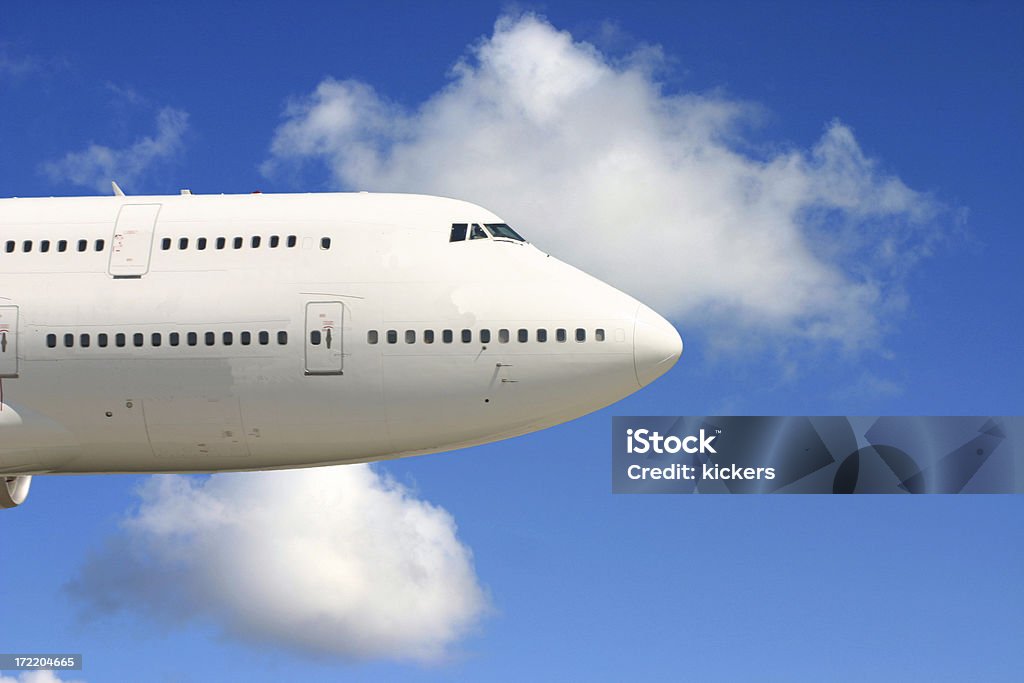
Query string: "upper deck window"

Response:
xmin=485 ymin=223 xmax=526 ymax=242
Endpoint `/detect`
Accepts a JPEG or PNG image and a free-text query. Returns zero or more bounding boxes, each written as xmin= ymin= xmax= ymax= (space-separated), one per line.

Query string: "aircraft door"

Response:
xmin=108 ymin=204 xmax=160 ymax=278
xmin=305 ymin=301 xmax=344 ymax=375
xmin=0 ymin=306 xmax=18 ymax=378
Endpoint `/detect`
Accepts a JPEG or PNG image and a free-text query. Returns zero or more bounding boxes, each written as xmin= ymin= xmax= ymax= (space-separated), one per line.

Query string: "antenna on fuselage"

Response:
xmin=111 ymin=181 xmax=125 ymax=197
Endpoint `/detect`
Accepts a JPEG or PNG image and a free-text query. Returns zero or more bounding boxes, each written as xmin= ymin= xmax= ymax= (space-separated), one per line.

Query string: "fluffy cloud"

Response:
xmin=67 ymin=466 xmax=488 ymax=663
xmin=41 ymin=107 xmax=188 ymax=194
xmin=265 ymin=13 xmax=948 ymax=349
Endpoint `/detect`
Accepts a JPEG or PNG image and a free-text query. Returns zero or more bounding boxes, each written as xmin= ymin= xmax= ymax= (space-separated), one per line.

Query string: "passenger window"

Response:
xmin=58 ymin=240 xmax=68 ymax=252
xmin=480 ymin=329 xmax=491 ymax=344
xmin=449 ymin=223 xmax=468 ymax=242
xmin=80 ymin=334 xmax=90 ymax=348
xmin=499 ymin=329 xmax=510 ymax=343
xmin=169 ymin=332 xmax=180 ymax=346
xmin=518 ymin=329 xmax=528 ymax=343
xmin=270 ymin=235 xmax=280 ymax=248
xmin=134 ymin=333 xmax=144 ymax=347
xmin=64 ymin=333 xmax=73 ymax=348
xmin=98 ymin=333 xmax=108 ymax=348
xmin=386 ymin=330 xmax=397 ymax=344
xmin=223 ymin=331 xmax=233 ymax=345
xmin=252 ymin=236 xmax=261 ymax=248
xmin=442 ymin=329 xmax=453 ymax=343
xmin=46 ymin=333 xmax=56 ymax=348
xmin=5 ymin=241 xmax=14 ymax=253
xmin=216 ymin=237 xmax=226 ymax=250
xmin=321 ymin=237 xmax=331 ymax=250
xmin=424 ymin=330 xmax=435 ymax=344
xmin=470 ymin=224 xmax=488 ymax=240
xmin=162 ymin=238 xmax=171 ymax=250
xmin=537 ymin=329 xmax=547 ymax=342
xmin=187 ymin=332 xmax=198 ymax=346
xmin=197 ymin=237 xmax=207 ymax=251
xmin=258 ymin=331 xmax=269 ymax=345
xmin=23 ymin=241 xmax=32 ymax=253
xmin=205 ymin=332 xmax=215 ymax=346
xmin=461 ymin=329 xmax=471 ymax=343
xmin=95 ymin=239 xmax=105 ymax=251
xmin=116 ymin=333 xmax=126 ymax=348
xmin=40 ymin=240 xmax=50 ymax=253
xmin=595 ymin=328 xmax=606 ymax=342
xmin=367 ymin=330 xmax=379 ymax=344
xmin=405 ymin=330 xmax=416 ymax=344
xmin=240 ymin=331 xmax=251 ymax=345
xmin=179 ymin=237 xmax=189 ymax=250
xmin=277 ymin=331 xmax=288 ymax=345
xmin=287 ymin=235 xmax=297 ymax=248
xmin=77 ymin=239 xmax=87 ymax=252
xmin=311 ymin=330 xmax=322 ymax=345
xmin=575 ymin=328 xmax=586 ymax=342
xmin=233 ymin=237 xmax=243 ymax=249
xmin=556 ymin=329 xmax=567 ymax=343
xmin=152 ymin=333 xmax=162 ymax=347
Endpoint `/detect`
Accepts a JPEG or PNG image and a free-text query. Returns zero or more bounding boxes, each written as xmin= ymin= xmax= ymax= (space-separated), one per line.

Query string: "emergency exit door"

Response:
xmin=0 ymin=306 xmax=18 ymax=378
xmin=305 ymin=302 xmax=344 ymax=375
xmin=108 ymin=204 xmax=160 ymax=278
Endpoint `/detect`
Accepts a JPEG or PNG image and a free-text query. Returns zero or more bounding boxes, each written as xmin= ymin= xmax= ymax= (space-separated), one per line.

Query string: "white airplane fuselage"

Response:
xmin=0 ymin=192 xmax=681 ymax=504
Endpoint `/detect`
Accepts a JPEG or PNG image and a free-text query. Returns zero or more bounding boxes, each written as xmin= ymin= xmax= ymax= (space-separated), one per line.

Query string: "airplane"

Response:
xmin=0 ymin=187 xmax=682 ymax=508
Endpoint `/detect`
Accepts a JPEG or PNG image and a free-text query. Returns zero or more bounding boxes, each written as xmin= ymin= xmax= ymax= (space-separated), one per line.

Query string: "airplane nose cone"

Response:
xmin=633 ymin=304 xmax=683 ymax=387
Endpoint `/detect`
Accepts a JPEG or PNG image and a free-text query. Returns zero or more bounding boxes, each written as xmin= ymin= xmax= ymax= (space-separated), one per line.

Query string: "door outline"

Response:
xmin=304 ymin=301 xmax=345 ymax=375
xmin=0 ymin=306 xmax=18 ymax=378
xmin=108 ymin=204 xmax=160 ymax=278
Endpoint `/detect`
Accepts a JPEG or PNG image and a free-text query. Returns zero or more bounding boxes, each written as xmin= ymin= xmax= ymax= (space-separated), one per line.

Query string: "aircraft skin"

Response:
xmin=0 ymin=191 xmax=681 ymax=507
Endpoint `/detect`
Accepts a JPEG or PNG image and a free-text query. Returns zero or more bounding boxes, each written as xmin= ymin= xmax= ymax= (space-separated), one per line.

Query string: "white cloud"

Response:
xmin=0 ymin=672 xmax=84 ymax=683
xmin=0 ymin=53 xmax=40 ymax=79
xmin=265 ymin=13 xmax=950 ymax=349
xmin=41 ymin=107 xmax=188 ymax=194
xmin=68 ymin=466 xmax=488 ymax=663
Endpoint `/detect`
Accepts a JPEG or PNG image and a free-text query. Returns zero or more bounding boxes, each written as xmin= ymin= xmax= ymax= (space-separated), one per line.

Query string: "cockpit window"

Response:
xmin=485 ymin=223 xmax=526 ymax=242
xmin=450 ymin=221 xmax=527 ymax=243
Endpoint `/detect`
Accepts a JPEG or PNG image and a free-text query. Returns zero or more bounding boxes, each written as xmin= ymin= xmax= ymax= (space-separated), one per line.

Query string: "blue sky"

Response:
xmin=2 ymin=2 xmax=1022 ymax=681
